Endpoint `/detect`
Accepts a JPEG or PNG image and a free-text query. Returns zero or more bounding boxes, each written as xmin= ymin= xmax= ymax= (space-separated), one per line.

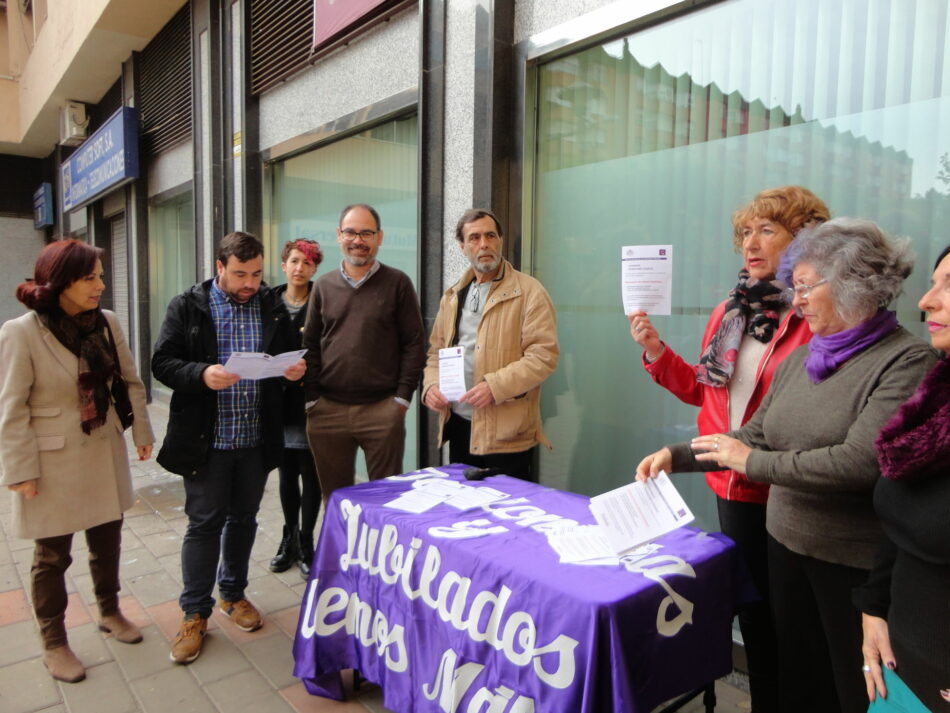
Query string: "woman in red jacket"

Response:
xmin=628 ymin=185 xmax=829 ymax=711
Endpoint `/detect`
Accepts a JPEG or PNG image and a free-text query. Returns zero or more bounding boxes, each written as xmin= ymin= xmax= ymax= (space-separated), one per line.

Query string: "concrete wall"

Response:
xmin=0 ymin=217 xmax=46 ymax=324
xmin=514 ymin=0 xmax=622 ymax=42
xmin=258 ymin=8 xmax=419 ymax=151
xmin=148 ymin=140 xmax=193 ymax=198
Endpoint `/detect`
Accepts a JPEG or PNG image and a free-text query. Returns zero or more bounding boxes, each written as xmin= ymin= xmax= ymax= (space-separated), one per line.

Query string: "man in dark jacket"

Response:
xmin=152 ymin=231 xmax=305 ymax=665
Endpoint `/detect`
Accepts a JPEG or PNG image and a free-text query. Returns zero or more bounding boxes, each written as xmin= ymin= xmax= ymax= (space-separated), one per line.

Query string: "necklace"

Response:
xmin=284 ymin=291 xmax=308 ymax=306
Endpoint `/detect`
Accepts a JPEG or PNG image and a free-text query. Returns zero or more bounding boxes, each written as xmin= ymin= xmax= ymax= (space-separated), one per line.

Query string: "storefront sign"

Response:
xmin=33 ymin=183 xmax=54 ymax=229
xmin=313 ymin=0 xmax=389 ymax=48
xmin=61 ymin=107 xmax=139 ymax=212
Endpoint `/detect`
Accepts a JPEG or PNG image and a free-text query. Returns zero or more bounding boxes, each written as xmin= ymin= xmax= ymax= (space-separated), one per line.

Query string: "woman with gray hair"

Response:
xmin=635 ymin=218 xmax=939 ymax=713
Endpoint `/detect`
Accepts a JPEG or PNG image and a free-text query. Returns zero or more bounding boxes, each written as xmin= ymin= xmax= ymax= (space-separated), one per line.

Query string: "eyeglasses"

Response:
xmin=788 ymin=278 xmax=827 ymax=300
xmin=340 ymin=228 xmax=378 ymax=241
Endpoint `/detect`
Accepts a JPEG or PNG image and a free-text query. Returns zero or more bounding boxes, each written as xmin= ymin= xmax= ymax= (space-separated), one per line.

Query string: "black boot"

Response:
xmin=298 ymin=531 xmax=314 ymax=579
xmin=269 ymin=526 xmax=299 ymax=573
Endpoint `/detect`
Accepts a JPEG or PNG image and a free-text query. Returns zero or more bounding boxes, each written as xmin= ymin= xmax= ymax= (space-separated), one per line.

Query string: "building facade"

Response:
xmin=2 ymin=0 xmax=949 ymax=532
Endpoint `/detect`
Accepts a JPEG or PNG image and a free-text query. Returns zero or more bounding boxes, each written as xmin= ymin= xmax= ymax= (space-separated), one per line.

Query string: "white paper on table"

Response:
xmin=222 ymin=349 xmax=306 ymax=380
xmin=621 ymin=244 xmax=673 ymax=316
xmin=412 ymin=478 xmax=466 ymax=497
xmin=438 ymin=346 xmax=466 ymax=401
xmin=444 ymin=486 xmax=509 ymax=510
xmin=547 ymin=525 xmax=620 ymax=565
xmin=384 ymin=489 xmax=448 ymax=513
xmin=589 ymin=471 xmax=694 ymax=556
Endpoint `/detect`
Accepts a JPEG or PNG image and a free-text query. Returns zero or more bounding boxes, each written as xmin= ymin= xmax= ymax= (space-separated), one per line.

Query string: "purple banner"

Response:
xmin=293 ymin=465 xmax=738 ymax=713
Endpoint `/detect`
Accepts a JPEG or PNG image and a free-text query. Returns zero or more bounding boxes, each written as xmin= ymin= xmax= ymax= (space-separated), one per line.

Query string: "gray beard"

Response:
xmin=344 ymin=253 xmax=373 ymax=267
xmin=472 ymin=256 xmax=501 ymax=274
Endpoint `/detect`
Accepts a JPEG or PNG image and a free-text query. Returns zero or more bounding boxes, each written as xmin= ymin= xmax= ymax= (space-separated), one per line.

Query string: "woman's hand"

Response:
xmin=691 ymin=434 xmax=751 ymax=473
xmin=628 ymin=311 xmax=665 ymax=361
xmin=137 ymin=445 xmax=153 ymax=461
xmin=861 ymin=613 xmax=895 ymax=702
xmin=8 ymin=480 xmax=38 ymax=499
xmin=635 ymin=447 xmax=673 ymax=481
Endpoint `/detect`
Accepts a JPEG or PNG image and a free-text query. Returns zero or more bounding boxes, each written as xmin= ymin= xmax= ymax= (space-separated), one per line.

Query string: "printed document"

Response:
xmin=222 ymin=349 xmax=306 ymax=380
xmin=621 ymin=244 xmax=673 ymax=315
xmin=438 ymin=346 xmax=466 ymax=401
xmin=547 ymin=525 xmax=620 ymax=565
xmin=589 ymin=472 xmax=694 ymax=555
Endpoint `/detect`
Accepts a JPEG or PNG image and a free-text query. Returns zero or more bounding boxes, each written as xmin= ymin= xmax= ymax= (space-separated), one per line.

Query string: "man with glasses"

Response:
xmin=422 ymin=208 xmax=559 ymax=482
xmin=302 ymin=203 xmax=426 ymax=498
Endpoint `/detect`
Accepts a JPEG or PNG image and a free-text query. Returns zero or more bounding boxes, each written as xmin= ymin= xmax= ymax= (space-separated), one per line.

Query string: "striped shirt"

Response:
xmin=209 ymin=279 xmax=263 ymax=449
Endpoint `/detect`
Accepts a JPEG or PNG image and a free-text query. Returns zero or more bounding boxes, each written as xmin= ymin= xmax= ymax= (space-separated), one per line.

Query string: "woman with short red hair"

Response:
xmin=269 ymin=239 xmax=324 ymax=577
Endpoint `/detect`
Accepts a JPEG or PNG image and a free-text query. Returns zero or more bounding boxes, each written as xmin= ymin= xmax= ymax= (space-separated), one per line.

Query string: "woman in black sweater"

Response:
xmin=858 ymin=244 xmax=950 ymax=710
xmin=270 ymin=239 xmax=323 ymax=577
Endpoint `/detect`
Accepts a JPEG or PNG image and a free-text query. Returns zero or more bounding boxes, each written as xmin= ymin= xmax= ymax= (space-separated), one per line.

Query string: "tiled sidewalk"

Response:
xmin=0 ymin=400 xmax=750 ymax=713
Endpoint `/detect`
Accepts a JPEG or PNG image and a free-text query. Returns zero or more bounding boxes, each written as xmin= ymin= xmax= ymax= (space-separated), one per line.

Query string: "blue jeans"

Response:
xmin=179 ymin=447 xmax=268 ymax=618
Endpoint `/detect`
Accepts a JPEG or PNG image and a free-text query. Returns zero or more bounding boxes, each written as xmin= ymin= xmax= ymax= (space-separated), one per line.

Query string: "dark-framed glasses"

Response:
xmin=340 ymin=228 xmax=378 ymax=241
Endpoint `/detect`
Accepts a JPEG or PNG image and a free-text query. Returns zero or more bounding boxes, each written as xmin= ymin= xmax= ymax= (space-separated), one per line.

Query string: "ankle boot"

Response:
xmin=99 ymin=611 xmax=143 ymax=644
xmin=298 ymin=531 xmax=314 ymax=579
xmin=269 ymin=526 xmax=299 ymax=572
xmin=43 ymin=644 xmax=86 ymax=683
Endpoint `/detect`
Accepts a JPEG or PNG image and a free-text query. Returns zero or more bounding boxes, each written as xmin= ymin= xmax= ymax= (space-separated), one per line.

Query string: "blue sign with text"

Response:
xmin=61 ymin=107 xmax=139 ymax=212
xmin=33 ymin=183 xmax=54 ymax=228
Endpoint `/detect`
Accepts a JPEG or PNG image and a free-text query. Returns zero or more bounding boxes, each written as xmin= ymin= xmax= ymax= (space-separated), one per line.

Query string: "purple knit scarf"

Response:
xmin=804 ymin=310 xmax=898 ymax=383
xmin=875 ymin=356 xmax=950 ymax=481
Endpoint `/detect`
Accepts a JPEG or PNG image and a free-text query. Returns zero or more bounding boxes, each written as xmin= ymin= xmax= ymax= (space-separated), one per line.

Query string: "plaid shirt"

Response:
xmin=209 ymin=279 xmax=263 ymax=449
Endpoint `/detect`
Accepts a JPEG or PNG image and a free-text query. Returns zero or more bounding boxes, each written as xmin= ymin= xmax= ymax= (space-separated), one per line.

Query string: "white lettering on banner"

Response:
xmin=423 ymin=648 xmax=537 ymax=713
xmin=428 ymin=519 xmax=510 ymax=539
xmin=480 ymin=497 xmax=579 ymax=535
xmin=299 ymin=579 xmax=408 ymax=672
xmin=622 ymin=554 xmax=696 ymax=636
xmin=336 ymin=499 xmax=579 ymax=689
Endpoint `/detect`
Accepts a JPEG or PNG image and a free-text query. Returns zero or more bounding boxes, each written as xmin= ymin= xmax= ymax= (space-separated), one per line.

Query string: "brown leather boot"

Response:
xmin=43 ymin=645 xmax=85 ymax=683
xmin=98 ymin=612 xmax=143 ymax=644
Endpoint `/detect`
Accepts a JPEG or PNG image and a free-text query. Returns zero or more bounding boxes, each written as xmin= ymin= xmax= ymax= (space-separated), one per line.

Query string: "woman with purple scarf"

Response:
xmin=636 ymin=218 xmax=938 ymax=713
xmin=856 ymin=245 xmax=950 ymax=710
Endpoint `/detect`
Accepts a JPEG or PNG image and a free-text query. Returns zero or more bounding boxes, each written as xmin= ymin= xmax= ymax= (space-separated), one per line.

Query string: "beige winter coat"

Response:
xmin=0 ymin=310 xmax=154 ymax=539
xmin=423 ymin=260 xmax=559 ymax=455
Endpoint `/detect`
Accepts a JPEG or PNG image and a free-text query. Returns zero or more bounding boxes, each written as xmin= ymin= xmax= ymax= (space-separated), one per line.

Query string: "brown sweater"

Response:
xmin=302 ymin=263 xmax=425 ymax=404
xmin=670 ymin=327 xmax=938 ymax=569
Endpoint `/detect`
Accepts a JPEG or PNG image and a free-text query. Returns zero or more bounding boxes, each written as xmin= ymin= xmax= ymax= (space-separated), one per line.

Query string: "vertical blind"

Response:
xmin=532 ymin=0 xmax=950 ymax=503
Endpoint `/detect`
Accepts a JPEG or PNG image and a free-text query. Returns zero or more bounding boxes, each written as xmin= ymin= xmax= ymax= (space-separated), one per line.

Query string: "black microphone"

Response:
xmin=462 ymin=466 xmax=505 ymax=481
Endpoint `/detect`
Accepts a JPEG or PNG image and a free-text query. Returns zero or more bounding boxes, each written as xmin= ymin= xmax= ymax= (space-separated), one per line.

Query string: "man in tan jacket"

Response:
xmin=422 ymin=208 xmax=559 ymax=481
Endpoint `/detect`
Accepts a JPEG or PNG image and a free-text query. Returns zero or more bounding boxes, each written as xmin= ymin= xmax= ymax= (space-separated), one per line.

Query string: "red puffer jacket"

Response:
xmin=642 ymin=302 xmax=812 ymax=503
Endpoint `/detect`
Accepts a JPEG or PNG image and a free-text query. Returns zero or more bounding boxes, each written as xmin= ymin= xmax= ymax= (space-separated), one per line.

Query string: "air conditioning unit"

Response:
xmin=59 ymin=101 xmax=89 ymax=147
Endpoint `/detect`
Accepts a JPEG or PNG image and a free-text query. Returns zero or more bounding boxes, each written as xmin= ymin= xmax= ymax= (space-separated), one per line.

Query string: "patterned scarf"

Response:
xmin=41 ymin=308 xmax=117 ymax=434
xmin=696 ymin=269 xmax=787 ymax=387
xmin=875 ymin=356 xmax=950 ymax=482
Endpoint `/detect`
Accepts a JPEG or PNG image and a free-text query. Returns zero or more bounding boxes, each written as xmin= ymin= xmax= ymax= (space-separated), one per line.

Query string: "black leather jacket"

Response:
xmin=151 ymin=279 xmax=295 ymax=478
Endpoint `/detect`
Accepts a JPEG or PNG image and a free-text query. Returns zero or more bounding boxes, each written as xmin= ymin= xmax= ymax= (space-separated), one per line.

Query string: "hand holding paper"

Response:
xmin=222 ymin=349 xmax=307 ymax=380
xmin=590 ymin=472 xmax=694 ymax=556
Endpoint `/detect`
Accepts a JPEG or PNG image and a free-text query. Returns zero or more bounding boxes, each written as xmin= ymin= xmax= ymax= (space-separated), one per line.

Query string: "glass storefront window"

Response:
xmin=149 ymin=191 xmax=196 ymax=361
xmin=264 ymin=115 xmax=420 ymax=475
xmin=530 ymin=0 xmax=950 ymax=529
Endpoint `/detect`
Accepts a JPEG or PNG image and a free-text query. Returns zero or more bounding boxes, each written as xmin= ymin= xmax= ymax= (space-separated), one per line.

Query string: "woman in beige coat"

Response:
xmin=0 ymin=239 xmax=154 ymax=683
